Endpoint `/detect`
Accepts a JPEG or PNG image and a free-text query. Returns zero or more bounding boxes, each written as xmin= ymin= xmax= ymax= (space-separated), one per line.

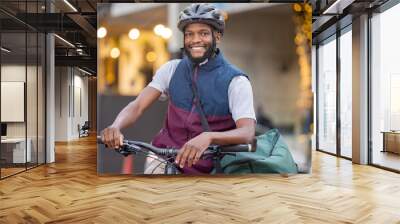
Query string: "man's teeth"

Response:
xmin=191 ymin=47 xmax=204 ymax=50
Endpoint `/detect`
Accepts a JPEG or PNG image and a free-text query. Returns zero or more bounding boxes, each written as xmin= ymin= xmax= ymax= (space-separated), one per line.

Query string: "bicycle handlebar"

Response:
xmin=97 ymin=136 xmax=257 ymax=157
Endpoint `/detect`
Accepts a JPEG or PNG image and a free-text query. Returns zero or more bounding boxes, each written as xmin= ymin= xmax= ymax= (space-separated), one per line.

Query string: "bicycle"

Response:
xmin=97 ymin=136 xmax=257 ymax=175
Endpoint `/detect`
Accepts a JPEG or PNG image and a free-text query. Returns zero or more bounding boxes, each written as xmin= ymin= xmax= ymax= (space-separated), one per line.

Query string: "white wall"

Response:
xmin=1 ymin=64 xmax=46 ymax=163
xmin=55 ymin=67 xmax=89 ymax=141
xmin=1 ymin=65 xmax=39 ymax=138
xmin=1 ymin=66 xmax=26 ymax=134
xmin=55 ymin=67 xmax=68 ymax=141
xmin=72 ymin=73 xmax=89 ymax=138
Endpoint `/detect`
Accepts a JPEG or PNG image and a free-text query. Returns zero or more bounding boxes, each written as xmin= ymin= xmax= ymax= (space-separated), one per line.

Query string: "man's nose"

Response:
xmin=192 ymin=33 xmax=202 ymax=43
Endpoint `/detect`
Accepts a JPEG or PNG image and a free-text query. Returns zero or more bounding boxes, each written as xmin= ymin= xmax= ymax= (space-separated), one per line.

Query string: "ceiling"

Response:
xmin=311 ymin=0 xmax=389 ymax=44
xmin=5 ymin=0 xmax=375 ymax=74
xmin=0 ymin=0 xmax=100 ymax=73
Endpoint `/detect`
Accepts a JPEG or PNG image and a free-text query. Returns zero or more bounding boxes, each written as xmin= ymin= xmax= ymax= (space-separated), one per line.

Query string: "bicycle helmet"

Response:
xmin=178 ymin=3 xmax=225 ymax=34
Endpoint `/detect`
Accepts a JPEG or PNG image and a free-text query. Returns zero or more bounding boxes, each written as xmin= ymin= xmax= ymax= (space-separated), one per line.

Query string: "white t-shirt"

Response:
xmin=148 ymin=59 xmax=256 ymax=122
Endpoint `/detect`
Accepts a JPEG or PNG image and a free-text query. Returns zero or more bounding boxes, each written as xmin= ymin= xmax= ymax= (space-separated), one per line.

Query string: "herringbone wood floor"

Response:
xmin=1 ymin=135 xmax=400 ymax=224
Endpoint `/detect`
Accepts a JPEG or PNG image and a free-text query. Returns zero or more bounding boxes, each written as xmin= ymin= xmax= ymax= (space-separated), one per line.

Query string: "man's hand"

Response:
xmin=99 ymin=86 xmax=161 ymax=149
xmin=175 ymin=132 xmax=212 ymax=168
xmin=101 ymin=125 xmax=124 ymax=149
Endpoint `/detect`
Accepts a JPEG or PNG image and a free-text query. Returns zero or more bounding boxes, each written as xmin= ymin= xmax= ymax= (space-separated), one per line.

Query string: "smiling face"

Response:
xmin=183 ymin=23 xmax=221 ymax=61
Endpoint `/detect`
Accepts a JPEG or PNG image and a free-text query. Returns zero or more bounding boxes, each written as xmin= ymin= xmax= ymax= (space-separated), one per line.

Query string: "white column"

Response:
xmin=45 ymin=0 xmax=55 ymax=163
xmin=352 ymin=14 xmax=369 ymax=164
xmin=168 ymin=3 xmax=180 ymax=54
xmin=167 ymin=3 xmax=189 ymax=55
xmin=46 ymin=33 xmax=55 ymax=163
xmin=312 ymin=45 xmax=317 ymax=151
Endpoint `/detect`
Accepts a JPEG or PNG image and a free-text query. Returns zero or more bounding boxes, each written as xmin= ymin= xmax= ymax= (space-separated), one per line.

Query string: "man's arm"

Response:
xmin=176 ymin=118 xmax=255 ymax=168
xmin=207 ymin=118 xmax=255 ymax=145
xmin=101 ymin=87 xmax=161 ymax=148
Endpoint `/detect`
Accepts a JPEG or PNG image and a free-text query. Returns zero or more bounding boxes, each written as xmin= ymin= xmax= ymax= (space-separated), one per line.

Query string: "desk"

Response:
xmin=1 ymin=138 xmax=31 ymax=163
xmin=382 ymin=131 xmax=400 ymax=154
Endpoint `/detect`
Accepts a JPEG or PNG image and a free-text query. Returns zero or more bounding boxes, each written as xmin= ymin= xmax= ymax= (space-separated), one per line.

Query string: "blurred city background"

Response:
xmin=97 ymin=3 xmax=312 ymax=174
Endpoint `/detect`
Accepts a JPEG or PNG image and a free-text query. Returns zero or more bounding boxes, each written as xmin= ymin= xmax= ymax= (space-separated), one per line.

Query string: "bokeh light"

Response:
xmin=146 ymin=51 xmax=157 ymax=62
xmin=129 ymin=28 xmax=140 ymax=40
xmin=110 ymin=47 xmax=120 ymax=59
xmin=97 ymin=27 xmax=107 ymax=39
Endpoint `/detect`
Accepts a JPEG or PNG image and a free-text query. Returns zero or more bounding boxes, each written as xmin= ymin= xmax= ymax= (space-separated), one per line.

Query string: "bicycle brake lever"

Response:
xmin=115 ymin=148 xmax=131 ymax=157
xmin=115 ymin=146 xmax=132 ymax=156
xmin=116 ymin=144 xmax=139 ymax=157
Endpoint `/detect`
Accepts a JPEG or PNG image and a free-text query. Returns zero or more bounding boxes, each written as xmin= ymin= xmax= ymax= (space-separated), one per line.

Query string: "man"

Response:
xmin=101 ymin=3 xmax=256 ymax=174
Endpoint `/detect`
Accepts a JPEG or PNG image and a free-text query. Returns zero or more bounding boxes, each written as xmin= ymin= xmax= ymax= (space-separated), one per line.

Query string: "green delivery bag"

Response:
xmin=215 ymin=129 xmax=298 ymax=174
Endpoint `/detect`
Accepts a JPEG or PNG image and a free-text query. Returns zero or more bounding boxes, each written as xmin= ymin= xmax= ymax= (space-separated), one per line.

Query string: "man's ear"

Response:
xmin=214 ymin=31 xmax=222 ymax=44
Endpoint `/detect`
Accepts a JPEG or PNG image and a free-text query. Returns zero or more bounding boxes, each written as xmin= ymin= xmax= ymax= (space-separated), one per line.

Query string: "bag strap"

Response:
xmin=191 ymin=67 xmax=211 ymax=132
xmin=267 ymin=129 xmax=280 ymax=156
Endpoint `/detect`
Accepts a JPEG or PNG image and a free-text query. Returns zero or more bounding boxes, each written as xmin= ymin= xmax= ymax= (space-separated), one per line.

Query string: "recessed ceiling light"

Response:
xmin=1 ymin=47 xmax=11 ymax=53
xmin=54 ymin=34 xmax=75 ymax=48
xmin=63 ymin=0 xmax=78 ymax=12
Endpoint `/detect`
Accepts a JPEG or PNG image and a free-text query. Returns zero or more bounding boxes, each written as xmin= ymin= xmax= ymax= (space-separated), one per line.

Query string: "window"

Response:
xmin=339 ymin=29 xmax=352 ymax=158
xmin=370 ymin=2 xmax=400 ymax=171
xmin=317 ymin=36 xmax=337 ymax=154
